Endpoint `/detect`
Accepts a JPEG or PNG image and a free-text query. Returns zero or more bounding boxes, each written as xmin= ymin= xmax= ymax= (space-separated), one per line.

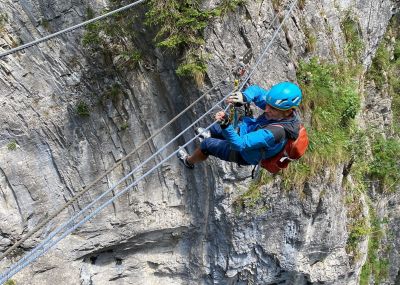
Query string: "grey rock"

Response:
xmin=0 ymin=0 xmax=399 ymax=284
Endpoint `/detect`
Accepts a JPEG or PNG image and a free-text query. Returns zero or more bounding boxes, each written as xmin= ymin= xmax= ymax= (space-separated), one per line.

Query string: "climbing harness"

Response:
xmin=0 ymin=0 xmax=299 ymax=282
xmin=0 ymin=0 xmax=146 ymax=59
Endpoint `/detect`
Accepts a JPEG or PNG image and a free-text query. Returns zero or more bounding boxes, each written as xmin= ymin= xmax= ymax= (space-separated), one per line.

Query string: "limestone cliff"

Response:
xmin=0 ymin=0 xmax=399 ymax=284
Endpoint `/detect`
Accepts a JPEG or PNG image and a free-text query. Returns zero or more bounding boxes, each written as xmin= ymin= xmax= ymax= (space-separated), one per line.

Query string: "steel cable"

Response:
xmin=0 ymin=0 xmax=298 ymax=282
xmin=0 ymin=0 xmax=147 ymax=59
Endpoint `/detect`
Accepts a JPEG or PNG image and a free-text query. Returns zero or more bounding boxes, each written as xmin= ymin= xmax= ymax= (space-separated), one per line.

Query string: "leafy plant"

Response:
xmin=7 ymin=140 xmax=17 ymax=151
xmin=76 ymin=101 xmax=90 ymax=117
xmin=0 ymin=13 xmax=8 ymax=32
xmin=120 ymin=121 xmax=129 ymax=130
xmin=281 ymin=57 xmax=362 ymax=186
xmin=39 ymin=19 xmax=51 ymax=31
xmin=234 ymin=181 xmax=263 ymax=212
xmin=369 ymin=136 xmax=400 ymax=192
xmin=4 ymin=280 xmax=16 ymax=285
xmin=366 ymin=42 xmax=391 ymax=88
xmin=176 ymin=51 xmax=208 ymax=85
xmin=214 ymin=0 xmax=244 ymax=16
xmin=82 ymin=22 xmax=102 ymax=47
xmin=359 ymin=208 xmax=389 ymax=285
xmin=341 ymin=15 xmax=364 ymax=63
xmin=301 ymin=20 xmax=316 ymax=53
xmin=82 ymin=0 xmax=244 ymax=81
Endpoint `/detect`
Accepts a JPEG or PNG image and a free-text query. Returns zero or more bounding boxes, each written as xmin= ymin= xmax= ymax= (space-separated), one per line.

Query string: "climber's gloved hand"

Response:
xmin=215 ymin=111 xmax=230 ymax=129
xmin=227 ymin=91 xmax=246 ymax=106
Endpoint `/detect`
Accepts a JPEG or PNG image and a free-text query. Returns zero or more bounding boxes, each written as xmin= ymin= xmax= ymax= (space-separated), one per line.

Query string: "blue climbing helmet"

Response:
xmin=266 ymin=82 xmax=302 ymax=110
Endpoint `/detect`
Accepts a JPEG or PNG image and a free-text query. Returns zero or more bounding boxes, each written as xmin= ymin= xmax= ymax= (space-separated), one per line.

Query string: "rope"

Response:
xmin=0 ymin=0 xmax=298 ymax=282
xmin=0 ymin=0 xmax=146 ymax=59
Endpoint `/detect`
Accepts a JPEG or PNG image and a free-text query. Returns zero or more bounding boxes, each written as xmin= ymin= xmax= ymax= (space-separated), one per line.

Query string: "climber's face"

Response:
xmin=265 ymin=104 xmax=293 ymax=120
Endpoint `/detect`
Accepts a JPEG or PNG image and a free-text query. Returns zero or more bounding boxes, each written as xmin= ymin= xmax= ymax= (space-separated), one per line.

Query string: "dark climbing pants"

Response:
xmin=200 ymin=124 xmax=250 ymax=165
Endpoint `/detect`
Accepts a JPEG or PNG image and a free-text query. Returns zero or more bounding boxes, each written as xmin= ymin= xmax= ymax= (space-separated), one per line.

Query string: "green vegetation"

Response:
xmin=367 ymin=15 xmax=400 ymax=132
xmin=351 ymin=15 xmax=399 ymax=284
xmin=175 ymin=51 xmax=208 ymax=86
xmin=4 ymin=280 xmax=16 ymax=285
xmin=301 ymin=21 xmax=316 ymax=53
xmin=76 ymin=101 xmax=90 ymax=117
xmin=106 ymin=83 xmax=123 ymax=99
xmin=82 ymin=0 xmax=244 ymax=81
xmin=280 ymin=57 xmax=362 ymax=186
xmin=39 ymin=19 xmax=51 ymax=31
xmin=359 ymin=208 xmax=389 ymax=285
xmin=341 ymin=14 xmax=364 ymax=63
xmin=369 ymin=136 xmax=400 ymax=192
xmin=100 ymin=83 xmax=124 ymax=105
xmin=234 ymin=171 xmax=273 ymax=213
xmin=145 ymin=0 xmax=244 ymax=82
xmin=82 ymin=5 xmax=141 ymax=71
xmin=346 ymin=217 xmax=369 ymax=260
xmin=366 ymin=42 xmax=391 ymax=89
xmin=0 ymin=13 xmax=8 ymax=32
xmin=364 ymin=15 xmax=400 ymax=192
xmin=234 ymin=182 xmax=262 ymax=210
xmin=7 ymin=140 xmax=17 ymax=151
xmin=119 ymin=121 xmax=129 ymax=131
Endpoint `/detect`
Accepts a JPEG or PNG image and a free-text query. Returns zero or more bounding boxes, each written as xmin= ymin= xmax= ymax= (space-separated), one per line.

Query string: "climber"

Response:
xmin=177 ymin=82 xmax=303 ymax=169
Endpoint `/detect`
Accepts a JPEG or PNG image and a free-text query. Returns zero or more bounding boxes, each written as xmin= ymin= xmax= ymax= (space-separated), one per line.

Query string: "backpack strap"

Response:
xmin=261 ymin=124 xmax=286 ymax=143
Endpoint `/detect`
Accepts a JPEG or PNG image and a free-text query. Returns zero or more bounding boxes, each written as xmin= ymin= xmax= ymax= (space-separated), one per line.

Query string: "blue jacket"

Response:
xmin=221 ymin=85 xmax=300 ymax=165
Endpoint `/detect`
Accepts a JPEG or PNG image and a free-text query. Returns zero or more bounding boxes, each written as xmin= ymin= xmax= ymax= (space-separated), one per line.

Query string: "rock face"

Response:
xmin=0 ymin=0 xmax=398 ymax=284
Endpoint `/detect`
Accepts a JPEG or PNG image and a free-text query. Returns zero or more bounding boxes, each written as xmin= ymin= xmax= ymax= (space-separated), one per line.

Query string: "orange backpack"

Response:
xmin=260 ymin=125 xmax=309 ymax=174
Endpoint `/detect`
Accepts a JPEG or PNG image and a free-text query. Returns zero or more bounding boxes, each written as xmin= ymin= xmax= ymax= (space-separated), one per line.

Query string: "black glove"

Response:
xmin=217 ymin=112 xmax=230 ymax=129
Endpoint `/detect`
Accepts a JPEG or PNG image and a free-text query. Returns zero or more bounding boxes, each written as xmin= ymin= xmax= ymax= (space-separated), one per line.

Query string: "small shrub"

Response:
xmin=341 ymin=15 xmax=364 ymax=63
xmin=301 ymin=21 xmax=316 ymax=53
xmin=366 ymin=42 xmax=390 ymax=88
xmin=280 ymin=57 xmax=362 ymax=186
xmin=105 ymin=83 xmax=123 ymax=103
xmin=120 ymin=50 xmax=141 ymax=65
xmin=347 ymin=219 xmax=369 ymax=257
xmin=7 ymin=140 xmax=17 ymax=151
xmin=360 ymin=208 xmax=389 ymax=285
xmin=76 ymin=101 xmax=90 ymax=117
xmin=145 ymin=0 xmax=242 ymax=79
xmin=176 ymin=53 xmax=207 ymax=86
xmin=85 ymin=7 xmax=95 ymax=20
xmin=0 ymin=13 xmax=8 ymax=32
xmin=369 ymin=136 xmax=400 ymax=192
xmin=39 ymin=19 xmax=51 ymax=31
xmin=214 ymin=0 xmax=244 ymax=16
xmin=394 ymin=40 xmax=400 ymax=60
xmin=4 ymin=279 xmax=16 ymax=285
xmin=82 ymin=22 xmax=102 ymax=47
xmin=234 ymin=182 xmax=263 ymax=212
xmin=120 ymin=122 xmax=129 ymax=130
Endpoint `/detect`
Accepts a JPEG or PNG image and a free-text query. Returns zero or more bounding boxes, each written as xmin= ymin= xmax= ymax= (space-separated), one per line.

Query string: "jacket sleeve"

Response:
xmin=242 ymin=85 xmax=268 ymax=110
xmin=221 ymin=124 xmax=276 ymax=152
